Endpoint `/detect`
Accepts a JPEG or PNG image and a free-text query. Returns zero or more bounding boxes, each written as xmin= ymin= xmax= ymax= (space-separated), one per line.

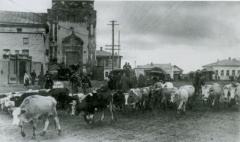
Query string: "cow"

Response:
xmin=48 ymin=88 xmax=70 ymax=109
xmin=12 ymin=95 xmax=61 ymax=140
xmin=113 ymin=90 xmax=125 ymax=110
xmin=140 ymin=87 xmax=152 ymax=110
xmin=179 ymin=85 xmax=195 ymax=109
xmin=161 ymin=87 xmax=178 ymax=110
xmin=125 ymin=88 xmax=144 ymax=110
xmin=170 ymin=88 xmax=189 ymax=114
xmin=201 ymin=83 xmax=222 ymax=108
xmin=222 ymin=84 xmax=233 ymax=107
xmin=10 ymin=91 xmax=49 ymax=108
xmin=162 ymin=82 xmax=174 ymax=88
xmin=227 ymin=84 xmax=240 ymax=107
xmin=70 ymin=86 xmax=116 ymax=124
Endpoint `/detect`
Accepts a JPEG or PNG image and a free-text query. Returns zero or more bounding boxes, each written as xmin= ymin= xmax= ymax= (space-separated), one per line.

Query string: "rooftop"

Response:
xmin=96 ymin=50 xmax=120 ymax=57
xmin=0 ymin=11 xmax=47 ymax=27
xmin=203 ymin=58 xmax=240 ymax=67
xmin=136 ymin=63 xmax=172 ymax=70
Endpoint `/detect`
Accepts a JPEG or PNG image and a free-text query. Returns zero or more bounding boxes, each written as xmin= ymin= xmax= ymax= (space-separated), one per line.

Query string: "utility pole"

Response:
xmin=105 ymin=20 xmax=120 ymax=71
xmin=118 ymin=31 xmax=120 ymax=68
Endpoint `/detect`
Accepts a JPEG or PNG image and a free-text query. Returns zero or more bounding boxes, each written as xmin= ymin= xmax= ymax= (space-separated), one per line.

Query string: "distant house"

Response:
xmin=202 ymin=57 xmax=240 ymax=80
xmin=94 ymin=47 xmax=122 ymax=80
xmin=134 ymin=63 xmax=183 ymax=80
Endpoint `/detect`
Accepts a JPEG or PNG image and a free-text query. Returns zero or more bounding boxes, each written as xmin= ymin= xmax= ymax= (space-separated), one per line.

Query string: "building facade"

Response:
xmin=95 ymin=47 xmax=122 ymax=80
xmin=0 ymin=11 xmax=48 ymax=83
xmin=134 ymin=63 xmax=183 ymax=80
xmin=202 ymin=57 xmax=240 ymax=80
xmin=0 ymin=0 xmax=97 ymax=84
xmin=47 ymin=0 xmax=96 ymax=72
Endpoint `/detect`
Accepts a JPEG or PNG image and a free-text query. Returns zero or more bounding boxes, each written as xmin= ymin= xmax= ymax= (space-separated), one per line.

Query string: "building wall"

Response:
xmin=56 ymin=22 xmax=89 ymax=64
xmin=0 ymin=60 xmax=9 ymax=84
xmin=0 ymin=27 xmax=47 ymax=63
xmin=134 ymin=68 xmax=174 ymax=79
xmin=213 ymin=66 xmax=240 ymax=80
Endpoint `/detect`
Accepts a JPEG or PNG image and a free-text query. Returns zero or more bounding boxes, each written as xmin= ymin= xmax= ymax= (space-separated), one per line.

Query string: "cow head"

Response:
xmin=223 ymin=86 xmax=231 ymax=102
xmin=229 ymin=87 xmax=237 ymax=103
xmin=201 ymin=85 xmax=211 ymax=101
xmin=12 ymin=107 xmax=28 ymax=127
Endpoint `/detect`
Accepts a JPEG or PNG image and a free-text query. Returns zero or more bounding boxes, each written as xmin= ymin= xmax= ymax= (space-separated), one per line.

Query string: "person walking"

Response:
xmin=31 ymin=70 xmax=37 ymax=85
xmin=45 ymin=76 xmax=54 ymax=89
xmin=120 ymin=73 xmax=130 ymax=92
xmin=81 ymin=73 xmax=92 ymax=94
xmin=24 ymin=72 xmax=30 ymax=87
xmin=38 ymin=71 xmax=45 ymax=89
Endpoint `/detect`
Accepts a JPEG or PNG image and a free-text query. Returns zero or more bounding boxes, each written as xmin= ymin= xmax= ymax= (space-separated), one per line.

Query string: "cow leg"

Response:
xmin=183 ymin=102 xmax=186 ymax=115
xmin=41 ymin=118 xmax=49 ymax=136
xmin=31 ymin=119 xmax=38 ymax=140
xmin=212 ymin=99 xmax=215 ymax=108
xmin=177 ymin=100 xmax=183 ymax=114
xmin=100 ymin=109 xmax=105 ymax=122
xmin=20 ymin=121 xmax=26 ymax=137
xmin=108 ymin=103 xmax=116 ymax=123
xmin=53 ymin=116 xmax=61 ymax=135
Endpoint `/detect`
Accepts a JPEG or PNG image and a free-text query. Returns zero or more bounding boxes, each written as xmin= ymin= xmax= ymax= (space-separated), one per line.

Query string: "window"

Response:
xmin=105 ymin=72 xmax=109 ymax=77
xmin=232 ymin=70 xmax=235 ymax=76
xmin=215 ymin=70 xmax=218 ymax=75
xmin=17 ymin=28 xmax=22 ymax=32
xmin=23 ymin=38 xmax=29 ymax=45
xmin=221 ymin=70 xmax=224 ymax=76
xmin=226 ymin=70 xmax=229 ymax=76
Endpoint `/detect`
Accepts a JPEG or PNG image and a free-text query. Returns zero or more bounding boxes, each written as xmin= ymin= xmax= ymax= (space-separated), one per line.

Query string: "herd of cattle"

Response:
xmin=0 ymin=81 xmax=240 ymax=140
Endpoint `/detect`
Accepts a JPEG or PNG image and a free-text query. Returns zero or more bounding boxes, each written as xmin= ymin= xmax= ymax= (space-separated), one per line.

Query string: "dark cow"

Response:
xmin=48 ymin=88 xmax=70 ymax=109
xmin=71 ymin=86 xmax=116 ymax=124
xmin=113 ymin=90 xmax=125 ymax=110
xmin=12 ymin=95 xmax=61 ymax=140
xmin=10 ymin=91 xmax=49 ymax=107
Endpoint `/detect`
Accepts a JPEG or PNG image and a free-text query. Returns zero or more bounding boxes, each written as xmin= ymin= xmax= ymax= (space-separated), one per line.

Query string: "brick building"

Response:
xmin=0 ymin=11 xmax=48 ymax=84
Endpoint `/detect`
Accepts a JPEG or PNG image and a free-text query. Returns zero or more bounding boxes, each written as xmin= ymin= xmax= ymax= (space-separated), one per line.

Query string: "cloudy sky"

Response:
xmin=1 ymin=0 xmax=240 ymax=73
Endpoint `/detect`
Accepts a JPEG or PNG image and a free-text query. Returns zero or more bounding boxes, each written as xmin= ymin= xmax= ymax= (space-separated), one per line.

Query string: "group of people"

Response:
xmin=23 ymin=70 xmax=54 ymax=90
xmin=69 ymin=72 xmax=92 ymax=94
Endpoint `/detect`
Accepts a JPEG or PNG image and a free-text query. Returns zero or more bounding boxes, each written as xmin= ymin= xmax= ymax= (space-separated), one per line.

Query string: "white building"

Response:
xmin=134 ymin=63 xmax=183 ymax=80
xmin=202 ymin=57 xmax=240 ymax=80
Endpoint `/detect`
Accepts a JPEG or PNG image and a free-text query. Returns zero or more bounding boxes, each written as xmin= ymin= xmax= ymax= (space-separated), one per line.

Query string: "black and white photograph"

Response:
xmin=0 ymin=0 xmax=240 ymax=141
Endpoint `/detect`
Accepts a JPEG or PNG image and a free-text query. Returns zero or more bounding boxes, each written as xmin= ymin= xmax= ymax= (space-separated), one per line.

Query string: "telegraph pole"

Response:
xmin=118 ymin=31 xmax=120 ymax=68
xmin=105 ymin=20 xmax=120 ymax=71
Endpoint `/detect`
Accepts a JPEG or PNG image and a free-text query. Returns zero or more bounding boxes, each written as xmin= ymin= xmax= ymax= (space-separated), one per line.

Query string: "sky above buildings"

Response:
xmin=1 ymin=0 xmax=240 ymax=73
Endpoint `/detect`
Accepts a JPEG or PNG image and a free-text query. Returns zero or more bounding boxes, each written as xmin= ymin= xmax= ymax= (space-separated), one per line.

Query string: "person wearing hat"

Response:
xmin=81 ymin=73 xmax=92 ymax=94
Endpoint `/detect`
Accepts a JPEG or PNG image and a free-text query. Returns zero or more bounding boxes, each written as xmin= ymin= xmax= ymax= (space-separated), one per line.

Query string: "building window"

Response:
xmin=221 ymin=70 xmax=224 ymax=76
xmin=232 ymin=70 xmax=235 ymax=76
xmin=215 ymin=70 xmax=218 ymax=75
xmin=17 ymin=28 xmax=22 ymax=32
xmin=226 ymin=70 xmax=229 ymax=76
xmin=105 ymin=72 xmax=109 ymax=77
xmin=23 ymin=38 xmax=29 ymax=45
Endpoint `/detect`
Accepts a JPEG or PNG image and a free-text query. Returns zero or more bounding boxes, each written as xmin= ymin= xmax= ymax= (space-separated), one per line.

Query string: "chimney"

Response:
xmin=100 ymin=47 xmax=102 ymax=51
xmin=151 ymin=62 xmax=153 ymax=66
xmin=229 ymin=57 xmax=231 ymax=60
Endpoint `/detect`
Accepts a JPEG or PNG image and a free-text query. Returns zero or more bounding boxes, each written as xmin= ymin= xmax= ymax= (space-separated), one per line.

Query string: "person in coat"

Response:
xmin=120 ymin=73 xmax=130 ymax=92
xmin=24 ymin=72 xmax=30 ymax=87
xmin=38 ymin=71 xmax=45 ymax=89
xmin=45 ymin=76 xmax=54 ymax=89
xmin=31 ymin=70 xmax=37 ymax=85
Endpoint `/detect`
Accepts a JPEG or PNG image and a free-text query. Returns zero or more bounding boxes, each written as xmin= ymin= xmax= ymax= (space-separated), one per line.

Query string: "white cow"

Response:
xmin=179 ymin=85 xmax=195 ymax=109
xmin=202 ymin=83 xmax=222 ymax=108
xmin=170 ymin=88 xmax=189 ymax=114
xmin=222 ymin=84 xmax=233 ymax=104
xmin=162 ymin=82 xmax=174 ymax=88
xmin=228 ymin=84 xmax=240 ymax=106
